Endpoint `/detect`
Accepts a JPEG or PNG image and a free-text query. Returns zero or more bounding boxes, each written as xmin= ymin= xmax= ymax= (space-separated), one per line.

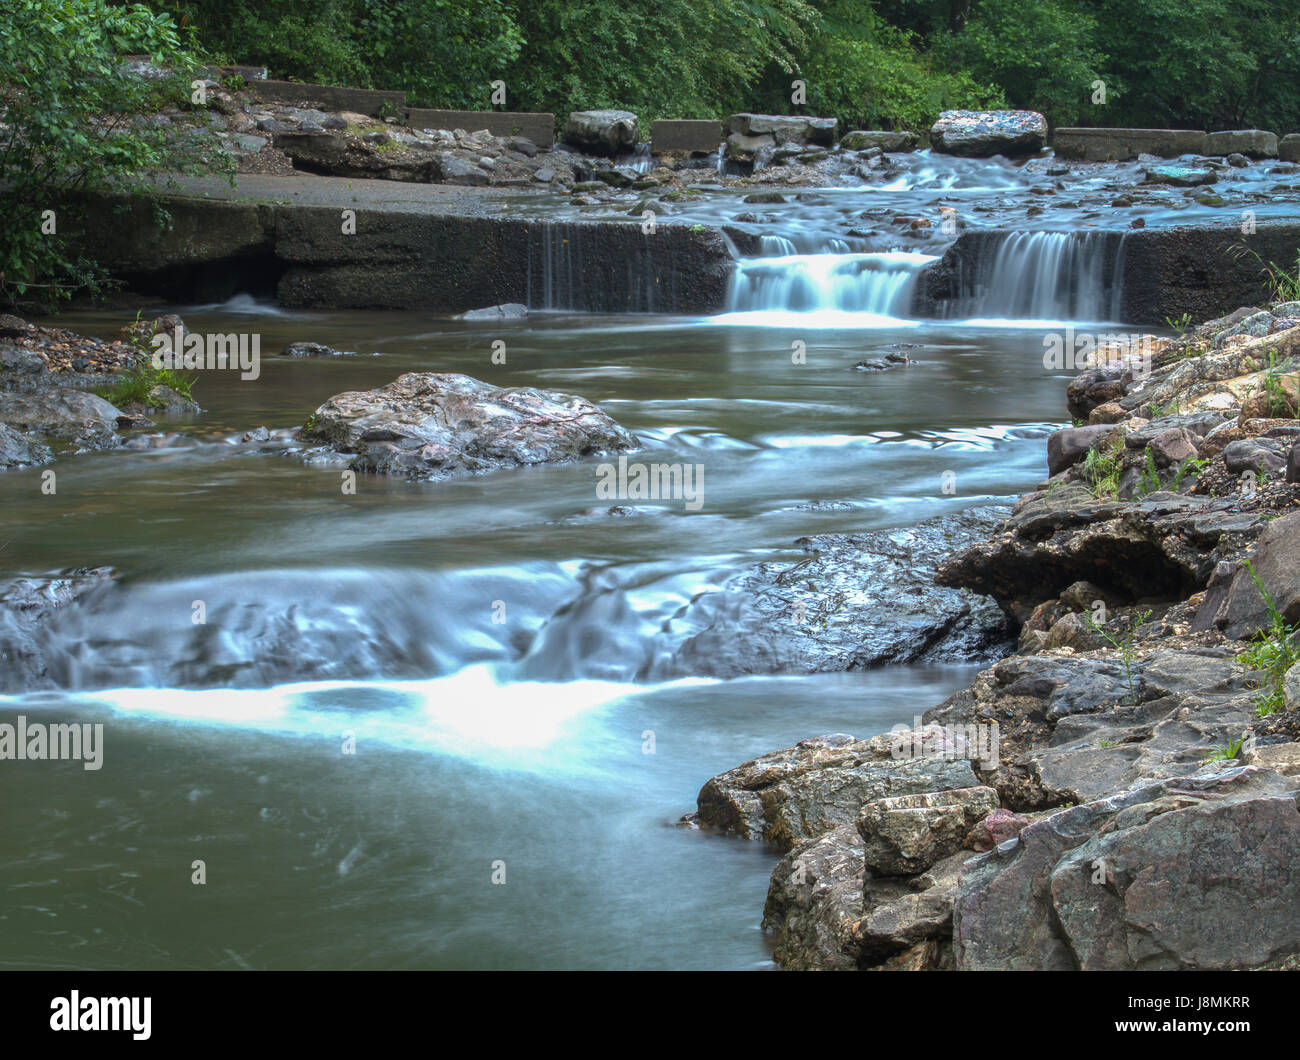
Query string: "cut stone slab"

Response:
xmin=1204 ymin=129 xmax=1279 ymax=159
xmin=930 ymin=110 xmax=1048 ymax=157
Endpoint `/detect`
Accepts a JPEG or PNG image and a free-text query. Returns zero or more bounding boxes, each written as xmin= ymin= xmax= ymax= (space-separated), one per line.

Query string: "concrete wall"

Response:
xmin=651 ymin=120 xmax=722 ymax=154
xmin=80 ymin=193 xmax=734 ymax=314
xmin=1052 ymin=128 xmax=1207 ymax=161
xmin=248 ymin=81 xmax=407 ymax=118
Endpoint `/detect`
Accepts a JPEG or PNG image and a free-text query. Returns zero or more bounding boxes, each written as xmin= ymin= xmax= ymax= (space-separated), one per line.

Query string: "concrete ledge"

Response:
xmin=652 ymin=120 xmax=722 ymax=154
xmin=248 ymin=81 xmax=407 ymax=119
xmin=1053 ymin=128 xmax=1207 ymax=161
xmin=406 ymin=110 xmax=555 ymax=147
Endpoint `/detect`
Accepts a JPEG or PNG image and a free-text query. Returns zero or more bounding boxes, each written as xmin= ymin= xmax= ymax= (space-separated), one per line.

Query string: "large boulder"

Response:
xmin=857 ymin=786 xmax=999 ymax=877
xmin=929 ymin=110 xmax=1047 ymax=157
xmin=840 ymin=130 xmax=917 ymax=152
xmin=1281 ymin=134 xmax=1300 ymax=163
xmin=303 ymin=372 xmax=637 ymax=480
xmin=953 ymin=767 xmax=1300 ymax=970
xmin=1046 ymin=424 xmax=1118 ymax=475
xmin=689 ymin=729 xmax=982 ymax=852
xmin=563 ymin=110 xmax=638 ymax=155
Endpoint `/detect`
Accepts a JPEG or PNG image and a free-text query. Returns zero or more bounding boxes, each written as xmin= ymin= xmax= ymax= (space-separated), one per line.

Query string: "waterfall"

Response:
xmin=726 ymin=251 xmax=937 ymax=318
xmin=938 ymin=231 xmax=1127 ymax=321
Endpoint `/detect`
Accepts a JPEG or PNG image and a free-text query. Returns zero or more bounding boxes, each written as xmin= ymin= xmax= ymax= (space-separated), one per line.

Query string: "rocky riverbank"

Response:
xmin=688 ymin=299 xmax=1300 ymax=970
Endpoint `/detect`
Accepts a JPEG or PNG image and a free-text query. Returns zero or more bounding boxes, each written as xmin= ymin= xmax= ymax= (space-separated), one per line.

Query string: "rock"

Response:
xmin=0 ymin=388 xmax=124 ymax=449
xmin=762 ymin=824 xmax=864 ymax=970
xmin=1288 ymin=441 xmax=1300 ymax=483
xmin=1225 ymin=152 xmax=1251 ymax=168
xmin=659 ymin=506 xmax=1012 ymax=679
xmin=953 ymin=767 xmax=1300 ymax=969
xmin=1144 ymin=164 xmax=1217 ymax=187
xmin=763 ymin=823 xmax=969 ymax=969
xmin=0 ymin=568 xmax=117 ymax=692
xmin=741 ymin=192 xmax=786 ymax=204
xmin=1212 ymin=308 xmax=1274 ymax=346
xmin=1146 ymin=427 xmax=1199 ymax=468
xmin=1204 ymin=129 xmax=1279 ymax=159
xmin=563 ymin=110 xmax=638 ymax=155
xmin=929 ymin=110 xmax=1048 ymax=157
xmin=857 ymin=787 xmax=999 ymax=876
xmin=690 ymin=729 xmax=982 ymax=852
xmin=0 ymin=422 xmax=52 ymax=469
xmin=455 ymin=303 xmax=528 ymax=321
xmin=840 ymin=130 xmax=917 ymax=152
xmin=1124 ymin=411 xmax=1231 ymax=447
xmin=1 ymin=343 xmax=50 ymax=393
xmin=281 ymin=341 xmax=354 ymax=357
xmin=437 ymin=154 xmax=490 ymax=185
xmin=965 ymin=808 xmax=1032 ymax=852
xmin=303 ymin=372 xmax=637 ymax=480
xmin=119 ymin=313 xmax=184 ymax=347
xmin=1285 ymin=662 xmax=1300 ymax=710
xmin=1067 ymin=366 xmax=1132 ymax=420
xmin=1221 ymin=437 xmax=1288 ymax=475
xmin=727 ymin=113 xmax=837 ymax=146
xmin=724 ymin=131 xmax=774 ymax=163
xmin=1280 ymin=134 xmax=1300 ymax=163
xmin=1046 ymin=424 xmax=1118 ymax=475
xmin=1199 ymin=510 xmax=1300 ymax=638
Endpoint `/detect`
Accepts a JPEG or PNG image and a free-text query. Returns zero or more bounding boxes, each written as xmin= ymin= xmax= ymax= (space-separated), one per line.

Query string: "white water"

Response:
xmin=724 ymin=250 xmax=937 ymax=323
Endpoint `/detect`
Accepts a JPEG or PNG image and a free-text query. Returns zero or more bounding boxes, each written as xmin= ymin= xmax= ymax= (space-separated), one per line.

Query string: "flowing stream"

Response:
xmin=0 ymin=183 xmax=1150 ymax=968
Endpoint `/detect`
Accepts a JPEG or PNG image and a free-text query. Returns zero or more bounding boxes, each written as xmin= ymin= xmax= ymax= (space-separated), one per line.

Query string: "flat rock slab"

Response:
xmin=1053 ymin=128 xmax=1207 ymax=161
xmin=303 ymin=371 xmax=637 ymax=480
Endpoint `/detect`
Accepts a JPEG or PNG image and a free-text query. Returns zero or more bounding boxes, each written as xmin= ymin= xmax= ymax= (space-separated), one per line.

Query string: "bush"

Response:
xmin=0 ymin=0 xmax=221 ymax=310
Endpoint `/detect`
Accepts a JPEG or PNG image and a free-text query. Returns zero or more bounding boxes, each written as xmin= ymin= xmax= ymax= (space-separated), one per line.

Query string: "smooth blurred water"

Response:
xmin=0 ymin=273 xmax=1108 ymax=968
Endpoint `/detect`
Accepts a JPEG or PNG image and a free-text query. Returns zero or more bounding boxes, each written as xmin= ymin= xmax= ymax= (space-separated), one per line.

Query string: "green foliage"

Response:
xmin=0 ymin=0 xmax=221 ymax=310
xmin=1201 ymin=736 xmax=1246 ymax=764
xmin=1237 ymin=560 xmax=1300 ymax=718
xmin=790 ymin=2 xmax=1002 ymax=130
xmin=1087 ymin=607 xmax=1153 ymax=706
xmin=1080 ymin=440 xmax=1123 ymax=499
xmin=933 ymin=0 xmax=1099 ymax=126
xmin=95 ymin=362 xmax=196 ymax=409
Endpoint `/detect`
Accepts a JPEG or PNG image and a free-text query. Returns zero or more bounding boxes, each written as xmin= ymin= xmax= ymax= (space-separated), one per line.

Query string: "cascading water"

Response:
xmin=726 ymin=250 xmax=937 ymax=319
xmin=938 ymin=230 xmax=1127 ymax=321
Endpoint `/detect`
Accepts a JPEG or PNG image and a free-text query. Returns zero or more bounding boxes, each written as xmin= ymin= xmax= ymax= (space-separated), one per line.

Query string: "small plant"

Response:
xmin=95 ymin=363 xmax=195 ymax=410
xmin=1234 ymin=244 xmax=1300 ymax=304
xmin=1170 ymin=456 xmax=1206 ymax=491
xmin=1137 ymin=448 xmax=1161 ymax=496
xmin=1080 ymin=440 xmax=1124 ymax=499
xmin=1236 ymin=560 xmax=1300 ymax=716
xmin=1165 ymin=311 xmax=1194 ymax=336
xmin=1201 ymin=736 xmax=1247 ymax=764
xmin=1087 ymin=607 xmax=1153 ymax=706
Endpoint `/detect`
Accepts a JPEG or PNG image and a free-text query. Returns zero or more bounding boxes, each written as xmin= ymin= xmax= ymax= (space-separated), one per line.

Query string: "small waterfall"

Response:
xmin=939 ymin=231 xmax=1127 ymax=321
xmin=727 ymin=251 xmax=937 ymax=317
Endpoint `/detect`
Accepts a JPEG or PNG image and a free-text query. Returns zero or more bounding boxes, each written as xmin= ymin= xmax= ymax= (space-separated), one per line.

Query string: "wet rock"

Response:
xmin=689 ymin=729 xmax=982 ymax=852
xmin=0 ymin=568 xmax=118 ymax=692
xmin=456 ymin=303 xmax=528 ymax=321
xmin=303 ymin=372 xmax=636 ymax=480
xmin=662 ymin=506 xmax=1012 ymax=678
xmin=1144 ymin=164 xmax=1217 ymax=187
xmin=762 ymin=824 xmax=864 ymax=970
xmin=857 ymin=786 xmax=999 ymax=876
xmin=0 ymin=388 xmax=124 ymax=449
xmin=0 ymin=422 xmax=53 ymax=469
xmin=563 ymin=110 xmax=638 ymax=155
xmin=281 ymin=341 xmax=355 ymax=357
xmin=1067 ymin=366 xmax=1132 ymax=420
xmin=953 ymin=767 xmax=1300 ymax=969
xmin=929 ymin=110 xmax=1047 ymax=157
